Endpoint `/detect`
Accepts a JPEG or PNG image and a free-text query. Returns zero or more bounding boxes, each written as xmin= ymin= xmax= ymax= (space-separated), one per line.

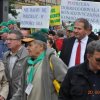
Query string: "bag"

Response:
xmin=49 ymin=57 xmax=60 ymax=94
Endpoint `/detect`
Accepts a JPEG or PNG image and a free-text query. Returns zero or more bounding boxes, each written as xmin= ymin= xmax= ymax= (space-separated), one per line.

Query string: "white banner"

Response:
xmin=20 ymin=6 xmax=51 ymax=28
xmin=61 ymin=0 xmax=100 ymax=32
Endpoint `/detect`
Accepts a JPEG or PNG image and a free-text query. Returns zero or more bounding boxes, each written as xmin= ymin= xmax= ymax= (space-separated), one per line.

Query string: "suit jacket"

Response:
xmin=60 ymin=36 xmax=93 ymax=66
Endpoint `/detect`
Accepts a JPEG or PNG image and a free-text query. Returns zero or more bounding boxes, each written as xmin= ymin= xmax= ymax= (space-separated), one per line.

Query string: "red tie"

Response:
xmin=75 ymin=40 xmax=81 ymax=65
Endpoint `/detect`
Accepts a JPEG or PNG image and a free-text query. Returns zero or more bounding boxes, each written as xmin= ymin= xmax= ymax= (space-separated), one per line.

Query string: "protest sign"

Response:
xmin=20 ymin=6 xmax=51 ymax=28
xmin=50 ymin=6 xmax=60 ymax=26
xmin=61 ymin=0 xmax=100 ymax=33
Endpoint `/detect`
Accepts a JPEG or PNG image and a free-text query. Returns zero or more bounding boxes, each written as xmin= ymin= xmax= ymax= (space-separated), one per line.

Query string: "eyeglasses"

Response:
xmin=95 ymin=58 xmax=100 ymax=62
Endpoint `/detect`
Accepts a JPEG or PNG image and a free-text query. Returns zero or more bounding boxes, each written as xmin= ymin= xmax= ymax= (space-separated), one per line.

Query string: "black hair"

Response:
xmin=47 ymin=38 xmax=58 ymax=52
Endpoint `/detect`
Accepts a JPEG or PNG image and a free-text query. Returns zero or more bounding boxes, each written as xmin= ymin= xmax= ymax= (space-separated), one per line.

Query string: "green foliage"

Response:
xmin=9 ymin=0 xmax=18 ymax=18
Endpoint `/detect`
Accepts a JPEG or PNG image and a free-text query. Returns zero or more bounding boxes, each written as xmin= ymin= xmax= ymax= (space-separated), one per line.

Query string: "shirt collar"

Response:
xmin=10 ymin=46 xmax=23 ymax=57
xmin=75 ymin=35 xmax=88 ymax=43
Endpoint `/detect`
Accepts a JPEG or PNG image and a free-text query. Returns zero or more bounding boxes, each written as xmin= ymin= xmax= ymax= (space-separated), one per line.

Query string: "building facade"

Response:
xmin=17 ymin=0 xmax=61 ymax=5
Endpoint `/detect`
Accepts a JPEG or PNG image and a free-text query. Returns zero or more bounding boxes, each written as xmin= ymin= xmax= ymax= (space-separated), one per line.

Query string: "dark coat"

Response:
xmin=88 ymin=32 xmax=98 ymax=40
xmin=60 ymin=37 xmax=93 ymax=66
xmin=58 ymin=61 xmax=100 ymax=100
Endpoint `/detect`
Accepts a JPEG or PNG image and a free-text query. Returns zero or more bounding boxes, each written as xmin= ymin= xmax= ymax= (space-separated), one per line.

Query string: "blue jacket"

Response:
xmin=0 ymin=40 xmax=8 ymax=60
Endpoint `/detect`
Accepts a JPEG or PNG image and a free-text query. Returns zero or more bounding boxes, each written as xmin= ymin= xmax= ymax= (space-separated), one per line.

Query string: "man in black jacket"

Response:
xmin=59 ymin=40 xmax=100 ymax=100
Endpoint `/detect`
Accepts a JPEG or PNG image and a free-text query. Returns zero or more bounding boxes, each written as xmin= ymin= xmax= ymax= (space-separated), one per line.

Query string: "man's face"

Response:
xmin=27 ymin=41 xmax=43 ymax=58
xmin=6 ymin=34 xmax=21 ymax=50
xmin=21 ymin=30 xmax=30 ymax=38
xmin=74 ymin=22 xmax=87 ymax=40
xmin=48 ymin=34 xmax=57 ymax=40
xmin=88 ymin=51 xmax=100 ymax=71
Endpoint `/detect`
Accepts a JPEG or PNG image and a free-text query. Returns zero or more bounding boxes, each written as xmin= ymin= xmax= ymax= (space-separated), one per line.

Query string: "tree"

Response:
xmin=9 ymin=0 xmax=18 ymax=18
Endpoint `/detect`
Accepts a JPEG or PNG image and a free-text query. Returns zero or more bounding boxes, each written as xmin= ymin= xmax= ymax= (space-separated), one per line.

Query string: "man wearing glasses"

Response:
xmin=3 ymin=30 xmax=28 ymax=100
xmin=59 ymin=40 xmax=100 ymax=100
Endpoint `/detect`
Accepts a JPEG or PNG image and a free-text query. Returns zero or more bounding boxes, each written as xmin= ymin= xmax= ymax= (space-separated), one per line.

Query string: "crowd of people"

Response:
xmin=0 ymin=17 xmax=100 ymax=100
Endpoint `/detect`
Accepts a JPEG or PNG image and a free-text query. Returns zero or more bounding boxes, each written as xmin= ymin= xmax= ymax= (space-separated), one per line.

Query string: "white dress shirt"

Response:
xmin=9 ymin=46 xmax=22 ymax=78
xmin=9 ymin=54 xmax=17 ymax=78
xmin=68 ymin=36 xmax=88 ymax=68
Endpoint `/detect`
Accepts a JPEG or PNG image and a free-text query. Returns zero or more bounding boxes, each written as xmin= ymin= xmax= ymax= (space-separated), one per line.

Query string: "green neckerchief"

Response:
xmin=57 ymin=51 xmax=61 ymax=57
xmin=27 ymin=51 xmax=46 ymax=84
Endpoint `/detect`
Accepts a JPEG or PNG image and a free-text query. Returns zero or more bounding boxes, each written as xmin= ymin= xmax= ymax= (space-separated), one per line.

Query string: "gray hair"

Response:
xmin=57 ymin=29 xmax=65 ymax=37
xmin=75 ymin=18 xmax=90 ymax=30
xmin=87 ymin=40 xmax=100 ymax=54
xmin=35 ymin=40 xmax=47 ymax=50
xmin=9 ymin=30 xmax=23 ymax=39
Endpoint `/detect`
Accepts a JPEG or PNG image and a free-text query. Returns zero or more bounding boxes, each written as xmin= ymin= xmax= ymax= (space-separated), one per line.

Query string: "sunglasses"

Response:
xmin=95 ymin=58 xmax=100 ymax=62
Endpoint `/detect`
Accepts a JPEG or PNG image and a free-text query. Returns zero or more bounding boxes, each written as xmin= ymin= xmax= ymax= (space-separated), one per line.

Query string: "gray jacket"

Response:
xmin=3 ymin=46 xmax=28 ymax=100
xmin=11 ymin=48 xmax=67 ymax=100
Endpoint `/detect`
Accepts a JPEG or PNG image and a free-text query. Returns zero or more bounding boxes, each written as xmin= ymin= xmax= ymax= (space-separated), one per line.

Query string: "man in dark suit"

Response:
xmin=59 ymin=40 xmax=100 ymax=100
xmin=60 ymin=18 xmax=93 ymax=67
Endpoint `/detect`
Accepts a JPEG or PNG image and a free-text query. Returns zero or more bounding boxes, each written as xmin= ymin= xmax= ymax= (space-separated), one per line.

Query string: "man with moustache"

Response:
xmin=60 ymin=18 xmax=93 ymax=67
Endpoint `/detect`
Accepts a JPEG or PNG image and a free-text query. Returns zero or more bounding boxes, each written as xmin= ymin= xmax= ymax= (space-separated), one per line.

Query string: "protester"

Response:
xmin=66 ymin=25 xmax=74 ymax=38
xmin=48 ymin=30 xmax=57 ymax=40
xmin=87 ymin=24 xmax=99 ymax=40
xmin=0 ymin=28 xmax=9 ymax=60
xmin=62 ymin=21 xmax=74 ymax=38
xmin=40 ymin=28 xmax=49 ymax=34
xmin=20 ymin=28 xmax=31 ymax=38
xmin=60 ymin=18 xmax=93 ymax=67
xmin=56 ymin=30 xmax=65 ymax=51
xmin=0 ymin=27 xmax=10 ymax=40
xmin=20 ymin=28 xmax=31 ymax=47
xmin=10 ymin=31 xmax=67 ymax=100
xmin=7 ymin=20 xmax=19 ymax=30
xmin=47 ymin=38 xmax=58 ymax=53
xmin=0 ymin=60 xmax=9 ymax=100
xmin=59 ymin=40 xmax=100 ymax=100
xmin=3 ymin=30 xmax=28 ymax=100
xmin=0 ymin=22 xmax=8 ymax=29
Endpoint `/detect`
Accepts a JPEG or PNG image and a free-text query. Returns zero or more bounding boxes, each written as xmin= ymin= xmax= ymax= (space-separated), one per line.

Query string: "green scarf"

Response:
xmin=27 ymin=51 xmax=46 ymax=84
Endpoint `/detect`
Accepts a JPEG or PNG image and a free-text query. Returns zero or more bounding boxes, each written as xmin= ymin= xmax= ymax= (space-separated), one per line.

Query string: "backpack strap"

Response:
xmin=49 ymin=57 xmax=53 ymax=71
xmin=49 ymin=56 xmax=60 ymax=94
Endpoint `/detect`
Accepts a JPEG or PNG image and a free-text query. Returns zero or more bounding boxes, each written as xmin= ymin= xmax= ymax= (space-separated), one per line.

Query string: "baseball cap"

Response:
xmin=22 ymin=31 xmax=47 ymax=43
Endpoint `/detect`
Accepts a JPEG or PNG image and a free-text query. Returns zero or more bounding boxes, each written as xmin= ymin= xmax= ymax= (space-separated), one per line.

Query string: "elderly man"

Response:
xmin=11 ymin=31 xmax=67 ymax=100
xmin=59 ymin=40 xmax=100 ymax=100
xmin=3 ymin=30 xmax=28 ymax=100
